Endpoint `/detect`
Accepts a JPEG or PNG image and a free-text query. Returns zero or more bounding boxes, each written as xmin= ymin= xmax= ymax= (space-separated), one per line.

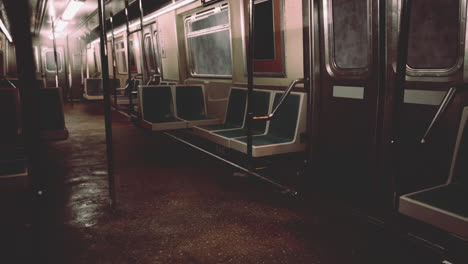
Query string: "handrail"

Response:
xmin=419 ymin=83 xmax=468 ymax=144
xmin=252 ymin=78 xmax=305 ymax=121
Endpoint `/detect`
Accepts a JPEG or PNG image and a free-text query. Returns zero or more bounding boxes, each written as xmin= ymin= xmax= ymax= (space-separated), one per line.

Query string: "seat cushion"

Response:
xmin=407 ymin=184 xmax=468 ymax=217
xmin=197 ymin=123 xmax=241 ymax=131
xmin=235 ymin=134 xmax=292 ymax=146
xmin=214 ymin=128 xmax=264 ymax=138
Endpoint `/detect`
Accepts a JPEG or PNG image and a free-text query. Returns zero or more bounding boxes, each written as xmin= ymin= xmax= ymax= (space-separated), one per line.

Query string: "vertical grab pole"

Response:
xmin=51 ymin=18 xmax=60 ymax=88
xmin=246 ymin=0 xmax=255 ymax=169
xmin=391 ymin=0 xmax=412 ymax=205
xmin=125 ymin=0 xmax=133 ymax=113
xmin=138 ymin=0 xmax=148 ymax=84
xmin=97 ymin=0 xmax=117 ymax=211
xmin=110 ymin=13 xmax=118 ymax=107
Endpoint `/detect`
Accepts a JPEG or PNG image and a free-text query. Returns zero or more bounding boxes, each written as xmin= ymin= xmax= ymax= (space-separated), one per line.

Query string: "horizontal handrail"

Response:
xmin=252 ymin=78 xmax=305 ymax=121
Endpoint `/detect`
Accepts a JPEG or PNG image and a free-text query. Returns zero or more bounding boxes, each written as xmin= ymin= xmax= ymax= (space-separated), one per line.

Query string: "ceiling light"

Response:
xmin=62 ymin=0 xmax=85 ymax=20
xmin=54 ymin=19 xmax=69 ymax=32
xmin=107 ymin=0 xmax=196 ymax=38
xmin=0 ymin=18 xmax=12 ymax=42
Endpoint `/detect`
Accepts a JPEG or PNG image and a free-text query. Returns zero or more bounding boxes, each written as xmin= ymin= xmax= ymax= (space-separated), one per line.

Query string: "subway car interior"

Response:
xmin=1 ymin=0 xmax=468 ymax=263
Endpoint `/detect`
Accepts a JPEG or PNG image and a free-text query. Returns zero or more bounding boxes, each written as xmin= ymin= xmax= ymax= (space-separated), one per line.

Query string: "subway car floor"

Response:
xmin=1 ymin=102 xmax=441 ymax=264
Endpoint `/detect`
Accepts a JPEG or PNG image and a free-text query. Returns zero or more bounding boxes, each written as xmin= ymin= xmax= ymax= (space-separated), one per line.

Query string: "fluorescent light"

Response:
xmin=62 ymin=0 xmax=84 ymax=20
xmin=0 ymin=18 xmax=12 ymax=42
xmin=106 ymin=0 xmax=196 ymax=38
xmin=54 ymin=19 xmax=69 ymax=32
xmin=49 ymin=32 xmax=66 ymax=40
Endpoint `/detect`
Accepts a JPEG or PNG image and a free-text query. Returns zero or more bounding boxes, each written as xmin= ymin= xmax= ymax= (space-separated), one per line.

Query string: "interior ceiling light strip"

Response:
xmin=0 ymin=17 xmax=12 ymax=42
xmin=62 ymin=0 xmax=85 ymax=20
xmin=106 ymin=0 xmax=197 ymax=38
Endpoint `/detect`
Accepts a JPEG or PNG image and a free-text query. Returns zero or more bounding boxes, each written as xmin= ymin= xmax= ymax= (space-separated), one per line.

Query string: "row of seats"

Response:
xmin=139 ymin=85 xmax=306 ymax=157
xmin=192 ymin=88 xmax=306 ymax=157
xmin=84 ymin=78 xmax=121 ymax=100
xmin=139 ymin=85 xmax=219 ymax=130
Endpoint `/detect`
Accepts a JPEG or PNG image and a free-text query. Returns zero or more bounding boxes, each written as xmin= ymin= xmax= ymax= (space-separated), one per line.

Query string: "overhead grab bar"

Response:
xmin=252 ymin=78 xmax=305 ymax=121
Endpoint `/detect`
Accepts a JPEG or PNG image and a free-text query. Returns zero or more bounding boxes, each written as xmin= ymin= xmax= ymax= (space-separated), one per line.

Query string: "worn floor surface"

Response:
xmin=1 ymin=102 xmax=445 ymax=263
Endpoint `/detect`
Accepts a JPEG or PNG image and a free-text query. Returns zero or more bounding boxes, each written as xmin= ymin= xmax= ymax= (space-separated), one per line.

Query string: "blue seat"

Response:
xmin=139 ymin=85 xmax=187 ymax=131
xmin=213 ymin=90 xmax=271 ymax=141
xmin=230 ymin=91 xmax=306 ymax=157
xmin=175 ymin=85 xmax=218 ymax=127
xmin=197 ymin=88 xmax=247 ymax=131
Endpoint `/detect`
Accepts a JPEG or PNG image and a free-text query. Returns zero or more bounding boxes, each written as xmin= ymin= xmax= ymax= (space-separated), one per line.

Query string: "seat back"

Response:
xmin=141 ymin=86 xmax=175 ymax=123
xmin=0 ymin=88 xmax=20 ymax=144
xmin=175 ymin=85 xmax=207 ymax=120
xmin=39 ymin=87 xmax=66 ymax=131
xmin=267 ymin=93 xmax=301 ymax=141
xmin=85 ymin=78 xmax=102 ymax=96
xmin=224 ymin=88 xmax=247 ymax=127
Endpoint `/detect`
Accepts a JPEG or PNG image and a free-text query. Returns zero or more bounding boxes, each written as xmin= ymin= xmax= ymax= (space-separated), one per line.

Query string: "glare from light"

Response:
xmin=54 ymin=19 xmax=69 ymax=32
xmin=62 ymin=0 xmax=85 ymax=20
xmin=0 ymin=18 xmax=12 ymax=42
xmin=49 ymin=32 xmax=66 ymax=40
xmin=107 ymin=0 xmax=196 ymax=38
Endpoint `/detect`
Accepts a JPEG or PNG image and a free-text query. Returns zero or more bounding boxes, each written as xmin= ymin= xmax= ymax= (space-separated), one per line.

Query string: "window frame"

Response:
xmin=153 ymin=30 xmax=163 ymax=75
xmin=143 ymin=33 xmax=157 ymax=75
xmin=323 ymin=0 xmax=372 ymax=77
xmin=44 ymin=50 xmax=63 ymax=73
xmin=243 ymin=0 xmax=286 ymax=78
xmin=184 ymin=3 xmax=233 ymax=78
xmin=400 ymin=0 xmax=467 ymax=77
xmin=114 ymin=38 xmax=128 ymax=74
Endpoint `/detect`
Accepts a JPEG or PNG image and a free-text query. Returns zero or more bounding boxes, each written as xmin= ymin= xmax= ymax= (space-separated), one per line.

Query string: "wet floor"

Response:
xmin=1 ymin=102 xmax=444 ymax=263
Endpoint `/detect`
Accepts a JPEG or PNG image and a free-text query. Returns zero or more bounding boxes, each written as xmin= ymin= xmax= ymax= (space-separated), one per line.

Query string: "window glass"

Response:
xmin=144 ymin=35 xmax=156 ymax=74
xmin=332 ymin=0 xmax=369 ymax=69
xmin=185 ymin=5 xmax=232 ymax=77
xmin=45 ymin=51 xmax=62 ymax=72
xmin=115 ymin=39 xmax=128 ymax=74
xmin=254 ymin=0 xmax=275 ymax=60
xmin=129 ymin=38 xmax=138 ymax=73
xmin=407 ymin=0 xmax=460 ymax=69
xmin=189 ymin=10 xmax=229 ymax=32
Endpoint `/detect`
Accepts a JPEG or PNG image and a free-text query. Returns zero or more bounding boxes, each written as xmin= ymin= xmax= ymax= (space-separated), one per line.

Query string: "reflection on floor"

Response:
xmin=1 ymin=102 xmax=443 ymax=263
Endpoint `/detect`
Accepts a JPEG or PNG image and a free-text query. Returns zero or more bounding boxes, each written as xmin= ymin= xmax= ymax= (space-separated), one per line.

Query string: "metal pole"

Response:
xmin=110 ymin=13 xmax=118 ymax=107
xmin=97 ymin=0 xmax=117 ymax=211
xmin=391 ymin=0 xmax=412 ymax=202
xmin=51 ymin=18 xmax=60 ymax=88
xmin=125 ymin=0 xmax=134 ymax=113
xmin=300 ymin=0 xmax=314 ymax=191
xmin=3 ymin=0 xmax=43 ymax=260
xmin=138 ymin=0 xmax=148 ymax=84
xmin=246 ymin=0 xmax=255 ymax=169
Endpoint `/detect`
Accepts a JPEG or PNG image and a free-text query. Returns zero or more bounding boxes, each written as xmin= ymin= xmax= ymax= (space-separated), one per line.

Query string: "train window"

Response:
xmin=128 ymin=37 xmax=138 ymax=73
xmin=34 ymin=46 xmax=41 ymax=72
xmin=407 ymin=0 xmax=463 ymax=73
xmin=144 ymin=34 xmax=157 ymax=74
xmin=185 ymin=4 xmax=232 ymax=77
xmin=153 ymin=32 xmax=162 ymax=74
xmin=114 ymin=39 xmax=128 ymax=74
xmin=329 ymin=0 xmax=370 ymax=70
xmin=250 ymin=0 xmax=284 ymax=76
xmin=45 ymin=51 xmax=62 ymax=72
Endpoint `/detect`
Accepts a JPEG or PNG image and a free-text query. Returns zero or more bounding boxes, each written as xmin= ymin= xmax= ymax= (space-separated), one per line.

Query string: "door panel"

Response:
xmin=42 ymin=47 xmax=66 ymax=88
xmin=317 ymin=0 xmax=381 ymax=210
